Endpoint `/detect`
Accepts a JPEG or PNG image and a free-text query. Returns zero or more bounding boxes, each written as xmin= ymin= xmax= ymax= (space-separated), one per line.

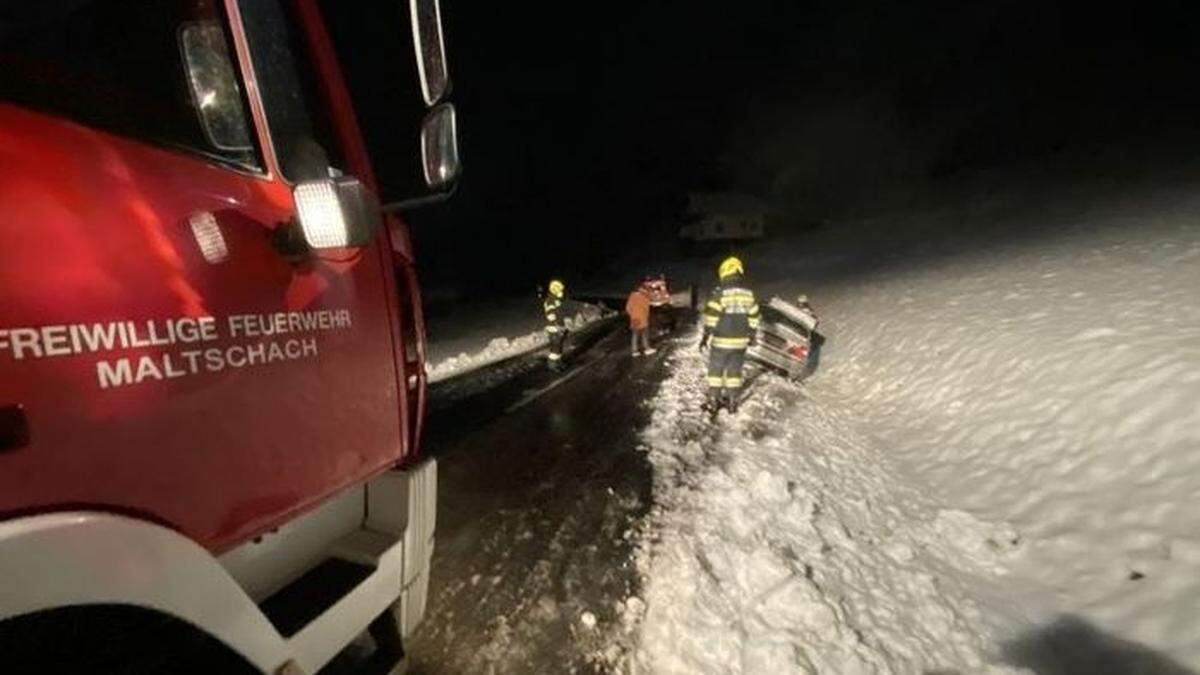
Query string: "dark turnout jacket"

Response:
xmin=543 ymin=294 xmax=566 ymax=332
xmin=702 ymin=273 xmax=760 ymax=349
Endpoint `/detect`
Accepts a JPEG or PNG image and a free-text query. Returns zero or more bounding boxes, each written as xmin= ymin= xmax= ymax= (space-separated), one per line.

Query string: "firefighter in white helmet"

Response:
xmin=699 ymin=256 xmax=760 ymax=412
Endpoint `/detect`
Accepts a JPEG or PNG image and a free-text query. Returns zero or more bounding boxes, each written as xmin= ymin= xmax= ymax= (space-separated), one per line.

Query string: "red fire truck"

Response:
xmin=0 ymin=1 xmax=458 ymax=672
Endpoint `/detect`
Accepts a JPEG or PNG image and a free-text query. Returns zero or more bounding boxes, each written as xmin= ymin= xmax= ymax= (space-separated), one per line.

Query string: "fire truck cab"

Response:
xmin=0 ymin=0 xmax=458 ymax=672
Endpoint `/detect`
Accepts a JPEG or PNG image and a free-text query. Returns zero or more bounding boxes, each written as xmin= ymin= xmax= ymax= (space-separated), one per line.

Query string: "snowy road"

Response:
xmin=406 ymin=325 xmax=675 ymax=673
xmin=403 ymin=325 xmax=1032 ymax=674
xmin=360 ymin=181 xmax=1200 ymax=674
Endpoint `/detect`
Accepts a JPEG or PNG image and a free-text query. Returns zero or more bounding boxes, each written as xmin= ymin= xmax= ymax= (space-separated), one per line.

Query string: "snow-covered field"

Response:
xmin=425 ymin=298 xmax=607 ymax=382
xmin=623 ymin=182 xmax=1200 ymax=672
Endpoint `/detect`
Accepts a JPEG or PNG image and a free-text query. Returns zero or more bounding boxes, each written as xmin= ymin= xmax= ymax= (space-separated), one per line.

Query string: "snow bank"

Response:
xmin=800 ymin=211 xmax=1200 ymax=663
xmin=627 ymin=344 xmax=1029 ymax=674
xmin=427 ymin=304 xmax=606 ymax=383
xmin=621 ymin=184 xmax=1200 ymax=669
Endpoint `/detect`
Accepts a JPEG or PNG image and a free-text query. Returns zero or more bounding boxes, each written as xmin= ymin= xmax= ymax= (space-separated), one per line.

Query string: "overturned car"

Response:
xmin=748 ymin=296 xmax=824 ymax=380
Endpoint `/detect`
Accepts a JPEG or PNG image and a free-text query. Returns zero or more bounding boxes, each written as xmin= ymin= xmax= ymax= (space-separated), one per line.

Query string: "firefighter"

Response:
xmin=698 ymin=256 xmax=760 ymax=412
xmin=543 ymin=278 xmax=568 ymax=370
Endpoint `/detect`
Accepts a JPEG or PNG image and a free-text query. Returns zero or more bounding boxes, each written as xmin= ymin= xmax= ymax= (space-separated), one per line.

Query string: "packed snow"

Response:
xmin=425 ymin=298 xmax=607 ymax=383
xmin=800 ymin=210 xmax=1200 ymax=666
xmin=621 ymin=182 xmax=1200 ymax=671
xmin=625 ymin=344 xmax=1029 ymax=673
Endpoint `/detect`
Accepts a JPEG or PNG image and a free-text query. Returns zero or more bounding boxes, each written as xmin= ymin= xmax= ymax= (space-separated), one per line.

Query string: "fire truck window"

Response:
xmin=0 ymin=0 xmax=261 ymax=172
xmin=237 ymin=0 xmax=345 ymax=183
xmin=180 ymin=22 xmax=254 ymax=152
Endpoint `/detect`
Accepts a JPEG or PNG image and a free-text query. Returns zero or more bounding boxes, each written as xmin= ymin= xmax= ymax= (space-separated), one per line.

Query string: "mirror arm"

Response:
xmin=381 ymin=185 xmax=457 ymax=214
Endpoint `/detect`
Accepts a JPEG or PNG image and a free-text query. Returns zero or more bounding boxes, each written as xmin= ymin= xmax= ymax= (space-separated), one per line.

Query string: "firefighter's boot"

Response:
xmin=703 ymin=388 xmax=722 ymax=413
xmin=724 ymin=387 xmax=741 ymax=413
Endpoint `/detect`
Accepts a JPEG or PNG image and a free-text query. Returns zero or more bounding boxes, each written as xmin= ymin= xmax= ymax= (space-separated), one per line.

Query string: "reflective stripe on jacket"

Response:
xmin=544 ymin=295 xmax=565 ymax=332
xmin=702 ymin=275 xmax=760 ymax=346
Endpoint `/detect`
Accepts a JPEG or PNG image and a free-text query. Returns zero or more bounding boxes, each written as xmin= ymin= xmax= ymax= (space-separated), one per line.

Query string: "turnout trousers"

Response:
xmin=547 ymin=329 xmax=567 ymax=366
xmin=706 ymin=345 xmax=746 ymax=402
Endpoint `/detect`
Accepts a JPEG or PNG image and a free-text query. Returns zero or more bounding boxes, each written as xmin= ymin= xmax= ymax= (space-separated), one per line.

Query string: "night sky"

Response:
xmin=399 ymin=1 xmax=1200 ymax=298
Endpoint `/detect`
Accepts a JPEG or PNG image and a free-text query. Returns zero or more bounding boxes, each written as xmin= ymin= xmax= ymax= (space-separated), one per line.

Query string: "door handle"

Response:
xmin=0 ymin=405 xmax=30 ymax=453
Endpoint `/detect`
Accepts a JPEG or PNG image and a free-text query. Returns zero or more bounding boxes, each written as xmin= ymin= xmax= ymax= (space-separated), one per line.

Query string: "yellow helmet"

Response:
xmin=549 ymin=279 xmax=565 ymax=297
xmin=718 ymin=256 xmax=744 ymax=279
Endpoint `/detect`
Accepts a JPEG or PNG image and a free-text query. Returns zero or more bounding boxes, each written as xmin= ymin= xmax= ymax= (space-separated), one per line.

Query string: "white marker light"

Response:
xmin=189 ymin=211 xmax=228 ymax=263
xmin=294 ymin=179 xmax=350 ymax=249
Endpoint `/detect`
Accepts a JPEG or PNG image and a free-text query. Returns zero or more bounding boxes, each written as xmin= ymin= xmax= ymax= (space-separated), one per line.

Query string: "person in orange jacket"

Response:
xmin=625 ymin=283 xmax=657 ymax=356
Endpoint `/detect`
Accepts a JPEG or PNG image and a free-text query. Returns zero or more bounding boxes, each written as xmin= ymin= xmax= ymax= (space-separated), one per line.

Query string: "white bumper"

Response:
xmin=0 ymin=458 xmax=439 ymax=675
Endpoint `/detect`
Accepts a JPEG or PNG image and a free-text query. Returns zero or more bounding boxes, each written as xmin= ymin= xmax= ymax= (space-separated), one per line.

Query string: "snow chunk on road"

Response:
xmin=627 ymin=346 xmax=1028 ymax=674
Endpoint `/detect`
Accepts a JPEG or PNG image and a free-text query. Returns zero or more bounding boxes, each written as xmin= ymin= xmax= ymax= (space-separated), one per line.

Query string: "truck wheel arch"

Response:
xmin=0 ymin=512 xmax=289 ymax=673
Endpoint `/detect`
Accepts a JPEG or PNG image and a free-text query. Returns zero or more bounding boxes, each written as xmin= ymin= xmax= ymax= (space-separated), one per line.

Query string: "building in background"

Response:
xmin=678 ymin=192 xmax=769 ymax=244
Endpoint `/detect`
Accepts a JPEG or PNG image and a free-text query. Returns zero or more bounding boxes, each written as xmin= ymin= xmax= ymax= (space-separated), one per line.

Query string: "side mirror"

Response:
xmin=421 ymin=103 xmax=459 ymax=189
xmin=379 ymin=0 xmax=460 ymax=211
xmin=316 ymin=0 xmax=460 ymax=211
xmin=378 ymin=102 xmax=460 ymax=213
xmin=410 ymin=0 xmax=449 ymax=106
xmin=179 ymin=21 xmax=253 ymax=152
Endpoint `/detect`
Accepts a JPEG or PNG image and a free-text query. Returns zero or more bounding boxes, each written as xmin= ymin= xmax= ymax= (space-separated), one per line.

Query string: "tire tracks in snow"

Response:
xmin=621 ymin=341 xmax=1034 ymax=674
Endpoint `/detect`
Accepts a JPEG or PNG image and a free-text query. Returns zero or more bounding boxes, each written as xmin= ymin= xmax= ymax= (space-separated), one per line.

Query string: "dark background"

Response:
xmin=393 ymin=0 xmax=1200 ymax=298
